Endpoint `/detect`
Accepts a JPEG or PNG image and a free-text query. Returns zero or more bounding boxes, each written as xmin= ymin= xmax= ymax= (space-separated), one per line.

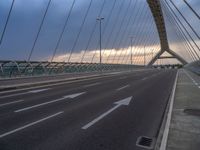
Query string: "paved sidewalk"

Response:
xmin=167 ymin=69 xmax=200 ymax=150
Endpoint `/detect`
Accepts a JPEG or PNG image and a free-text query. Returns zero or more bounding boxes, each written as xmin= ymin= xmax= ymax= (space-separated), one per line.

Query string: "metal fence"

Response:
xmin=0 ymin=60 xmax=143 ymax=78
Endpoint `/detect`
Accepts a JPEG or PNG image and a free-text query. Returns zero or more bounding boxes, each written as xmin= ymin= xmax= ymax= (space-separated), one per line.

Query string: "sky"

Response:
xmin=0 ymin=0 xmax=199 ymax=65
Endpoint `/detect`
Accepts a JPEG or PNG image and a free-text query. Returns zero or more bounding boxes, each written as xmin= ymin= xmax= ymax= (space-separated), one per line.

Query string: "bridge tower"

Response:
xmin=147 ymin=0 xmax=187 ymax=65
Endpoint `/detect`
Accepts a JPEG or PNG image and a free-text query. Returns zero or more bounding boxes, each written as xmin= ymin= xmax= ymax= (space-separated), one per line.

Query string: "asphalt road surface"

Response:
xmin=0 ymin=69 xmax=177 ymax=150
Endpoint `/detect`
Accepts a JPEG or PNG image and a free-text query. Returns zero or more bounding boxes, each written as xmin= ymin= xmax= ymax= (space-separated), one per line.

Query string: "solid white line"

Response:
xmin=83 ymin=82 xmax=100 ymax=88
xmin=160 ymin=70 xmax=179 ymax=150
xmin=116 ymin=85 xmax=130 ymax=91
xmin=28 ymin=88 xmax=50 ymax=93
xmin=15 ymin=97 xmax=67 ymax=112
xmin=0 ymin=100 xmax=24 ymax=107
xmin=0 ymin=88 xmax=49 ymax=99
xmin=0 ymin=111 xmax=63 ymax=138
xmin=82 ymin=105 xmax=120 ymax=130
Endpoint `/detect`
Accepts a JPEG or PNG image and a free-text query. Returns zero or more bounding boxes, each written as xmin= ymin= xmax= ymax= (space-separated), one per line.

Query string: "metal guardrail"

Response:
xmin=0 ymin=60 xmax=143 ymax=78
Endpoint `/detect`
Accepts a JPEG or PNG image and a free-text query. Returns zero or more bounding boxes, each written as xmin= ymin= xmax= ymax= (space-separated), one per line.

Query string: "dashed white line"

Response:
xmin=0 ymin=100 xmax=24 ymax=107
xmin=83 ymin=82 xmax=100 ymax=87
xmin=0 ymin=88 xmax=50 ymax=99
xmin=15 ymin=92 xmax=85 ymax=112
xmin=28 ymin=88 xmax=50 ymax=93
xmin=116 ymin=85 xmax=130 ymax=91
xmin=0 ymin=111 xmax=63 ymax=138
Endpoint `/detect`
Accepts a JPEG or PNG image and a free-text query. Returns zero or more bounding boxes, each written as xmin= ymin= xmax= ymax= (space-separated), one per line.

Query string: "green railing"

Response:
xmin=0 ymin=60 xmax=143 ymax=78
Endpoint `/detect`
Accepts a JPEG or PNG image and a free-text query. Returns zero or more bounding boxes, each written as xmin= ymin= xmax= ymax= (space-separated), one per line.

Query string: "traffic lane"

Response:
xmin=0 ymin=69 xmax=156 ymax=98
xmin=0 ymin=69 xmax=160 ymax=127
xmin=0 ymin=70 xmax=175 ymax=150
xmin=61 ymin=70 xmax=176 ymax=150
xmin=0 ymin=69 xmax=161 ymax=113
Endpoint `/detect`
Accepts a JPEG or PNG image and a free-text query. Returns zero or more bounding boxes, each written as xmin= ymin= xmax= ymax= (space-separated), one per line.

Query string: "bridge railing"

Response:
xmin=0 ymin=60 xmax=143 ymax=78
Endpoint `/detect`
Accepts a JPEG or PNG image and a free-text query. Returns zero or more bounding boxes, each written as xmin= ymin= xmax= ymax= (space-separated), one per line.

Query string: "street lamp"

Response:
xmin=97 ymin=17 xmax=104 ymax=65
xmin=144 ymin=46 xmax=146 ymax=66
xmin=130 ymin=36 xmax=134 ymax=65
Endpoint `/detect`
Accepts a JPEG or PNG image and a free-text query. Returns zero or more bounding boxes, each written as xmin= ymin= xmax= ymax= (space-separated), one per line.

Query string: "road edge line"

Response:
xmin=159 ymin=70 xmax=179 ymax=150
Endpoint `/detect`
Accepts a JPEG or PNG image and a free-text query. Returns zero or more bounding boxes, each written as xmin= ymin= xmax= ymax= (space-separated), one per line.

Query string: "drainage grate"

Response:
xmin=184 ymin=108 xmax=200 ymax=116
xmin=136 ymin=136 xmax=155 ymax=149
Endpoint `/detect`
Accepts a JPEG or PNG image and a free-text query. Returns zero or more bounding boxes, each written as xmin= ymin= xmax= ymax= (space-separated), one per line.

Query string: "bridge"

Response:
xmin=0 ymin=0 xmax=199 ymax=150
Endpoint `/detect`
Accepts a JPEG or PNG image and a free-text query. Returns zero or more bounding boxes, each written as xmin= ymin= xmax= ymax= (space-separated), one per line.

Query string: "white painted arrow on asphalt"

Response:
xmin=15 ymin=92 xmax=86 ymax=112
xmin=82 ymin=96 xmax=132 ymax=130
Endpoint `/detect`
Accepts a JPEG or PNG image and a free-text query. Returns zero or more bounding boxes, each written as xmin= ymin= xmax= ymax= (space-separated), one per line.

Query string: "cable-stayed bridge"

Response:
xmin=0 ymin=0 xmax=199 ymax=150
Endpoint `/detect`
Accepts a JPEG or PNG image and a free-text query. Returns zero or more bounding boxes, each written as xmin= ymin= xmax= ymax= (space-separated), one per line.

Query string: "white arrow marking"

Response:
xmin=116 ymin=85 xmax=130 ymax=91
xmin=28 ymin=88 xmax=50 ymax=93
xmin=15 ymin=92 xmax=86 ymax=112
xmin=82 ymin=96 xmax=132 ymax=130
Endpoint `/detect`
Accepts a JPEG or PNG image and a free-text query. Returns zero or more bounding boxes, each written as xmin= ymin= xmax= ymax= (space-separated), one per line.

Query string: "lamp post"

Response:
xmin=97 ymin=17 xmax=104 ymax=65
xmin=144 ymin=46 xmax=146 ymax=66
xmin=130 ymin=36 xmax=134 ymax=65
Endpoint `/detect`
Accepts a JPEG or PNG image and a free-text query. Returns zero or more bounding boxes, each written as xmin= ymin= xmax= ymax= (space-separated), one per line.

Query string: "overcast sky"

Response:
xmin=0 ymin=0 xmax=199 ymax=64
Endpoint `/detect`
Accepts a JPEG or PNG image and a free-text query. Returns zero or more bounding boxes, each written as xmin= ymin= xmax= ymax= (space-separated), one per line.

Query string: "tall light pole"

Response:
xmin=130 ymin=36 xmax=134 ymax=65
xmin=144 ymin=46 xmax=146 ymax=66
xmin=97 ymin=17 xmax=104 ymax=65
xmin=151 ymin=49 xmax=154 ymax=60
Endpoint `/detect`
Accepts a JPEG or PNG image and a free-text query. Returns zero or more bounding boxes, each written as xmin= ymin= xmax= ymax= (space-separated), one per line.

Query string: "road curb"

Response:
xmin=155 ymin=70 xmax=179 ymax=150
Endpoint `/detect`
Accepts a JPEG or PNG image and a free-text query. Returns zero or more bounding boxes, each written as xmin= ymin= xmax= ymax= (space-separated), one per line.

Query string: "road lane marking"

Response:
xmin=160 ymin=70 xmax=178 ymax=150
xmin=0 ymin=111 xmax=63 ymax=138
xmin=82 ymin=96 xmax=132 ymax=130
xmin=0 ymin=71 xmax=131 ymax=95
xmin=83 ymin=82 xmax=100 ymax=88
xmin=142 ymin=77 xmax=148 ymax=80
xmin=0 ymin=88 xmax=50 ymax=99
xmin=15 ymin=92 xmax=86 ymax=112
xmin=116 ymin=85 xmax=130 ymax=91
xmin=183 ymin=70 xmax=199 ymax=88
xmin=119 ymin=76 xmax=127 ymax=79
xmin=0 ymin=100 xmax=24 ymax=107
xmin=28 ymin=88 xmax=50 ymax=93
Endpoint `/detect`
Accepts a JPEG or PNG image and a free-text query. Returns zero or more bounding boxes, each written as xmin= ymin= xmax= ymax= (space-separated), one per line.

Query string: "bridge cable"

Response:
xmin=162 ymin=2 xmax=198 ymax=61
xmin=66 ymin=0 xmax=93 ymax=62
xmin=0 ymin=0 xmax=15 ymax=45
xmin=80 ymin=0 xmax=106 ymax=63
xmin=92 ymin=0 xmax=125 ymax=63
xmin=50 ymin=0 xmax=76 ymax=62
xmin=88 ymin=0 xmax=118 ymax=63
xmin=161 ymin=1 xmax=199 ymax=60
xmin=183 ymin=0 xmax=200 ymax=21
xmin=163 ymin=0 xmax=200 ymax=53
xmin=168 ymin=0 xmax=200 ymax=41
xmin=28 ymin=0 xmax=52 ymax=61
xmin=106 ymin=0 xmax=132 ymax=63
xmin=115 ymin=0 xmax=139 ymax=64
xmin=121 ymin=2 xmax=147 ymax=64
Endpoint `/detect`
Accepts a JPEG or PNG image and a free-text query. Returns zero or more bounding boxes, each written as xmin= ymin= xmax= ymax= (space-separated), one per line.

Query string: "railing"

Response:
xmin=0 ymin=60 xmax=143 ymax=78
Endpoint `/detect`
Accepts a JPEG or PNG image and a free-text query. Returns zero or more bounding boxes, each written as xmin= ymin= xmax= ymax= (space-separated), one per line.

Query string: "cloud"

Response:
xmin=0 ymin=0 xmax=198 ymax=64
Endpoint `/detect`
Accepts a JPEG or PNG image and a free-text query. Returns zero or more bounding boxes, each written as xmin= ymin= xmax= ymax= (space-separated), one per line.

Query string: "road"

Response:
xmin=0 ymin=69 xmax=177 ymax=150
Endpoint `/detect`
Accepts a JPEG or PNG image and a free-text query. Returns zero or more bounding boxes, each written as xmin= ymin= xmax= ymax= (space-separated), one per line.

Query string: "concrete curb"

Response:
xmin=155 ymin=70 xmax=179 ymax=150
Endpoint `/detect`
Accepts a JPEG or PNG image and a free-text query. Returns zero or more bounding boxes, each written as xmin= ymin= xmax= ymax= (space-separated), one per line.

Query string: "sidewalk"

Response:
xmin=167 ymin=69 xmax=200 ymax=150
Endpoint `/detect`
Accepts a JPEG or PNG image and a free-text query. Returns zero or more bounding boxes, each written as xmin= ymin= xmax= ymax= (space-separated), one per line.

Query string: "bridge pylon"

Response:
xmin=147 ymin=0 xmax=187 ymax=66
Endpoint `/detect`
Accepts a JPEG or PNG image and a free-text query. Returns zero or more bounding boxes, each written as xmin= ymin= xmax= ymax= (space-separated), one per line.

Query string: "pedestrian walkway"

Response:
xmin=167 ymin=69 xmax=200 ymax=150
